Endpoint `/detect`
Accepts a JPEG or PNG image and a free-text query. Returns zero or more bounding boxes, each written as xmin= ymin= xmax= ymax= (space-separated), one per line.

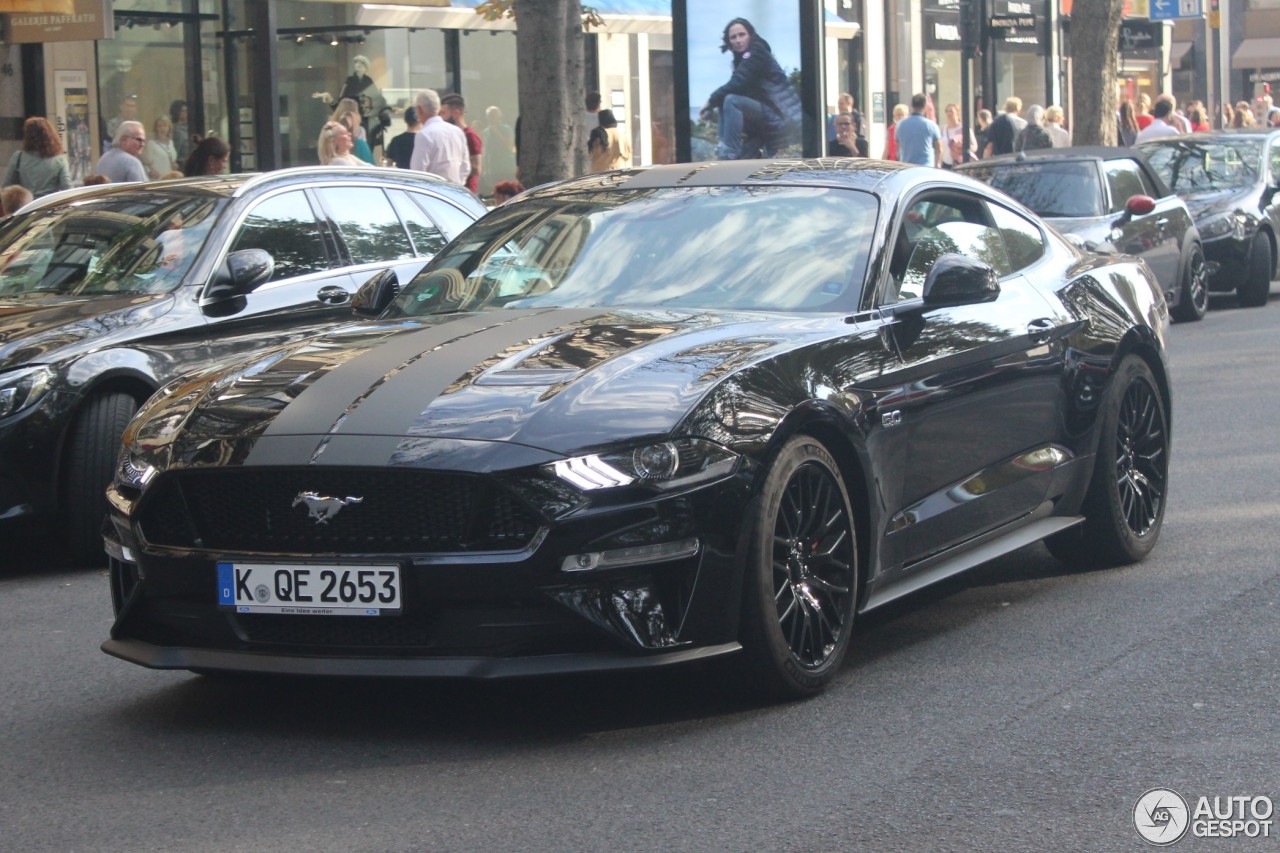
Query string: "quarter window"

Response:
xmin=315 ymin=186 xmax=414 ymax=265
xmin=388 ymin=190 xmax=449 ymax=257
xmin=417 ymin=197 xmax=477 ymax=241
xmin=987 ymin=203 xmax=1046 ymax=272
xmin=229 ymin=191 xmax=329 ymax=281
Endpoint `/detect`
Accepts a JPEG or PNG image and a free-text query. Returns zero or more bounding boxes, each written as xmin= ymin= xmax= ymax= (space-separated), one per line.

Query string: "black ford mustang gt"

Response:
xmin=103 ymin=160 xmax=1172 ymax=697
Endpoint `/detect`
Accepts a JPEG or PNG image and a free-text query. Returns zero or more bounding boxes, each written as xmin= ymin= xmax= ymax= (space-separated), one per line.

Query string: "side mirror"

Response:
xmin=351 ymin=268 xmax=400 ymax=317
xmin=922 ymin=253 xmax=1000 ymax=307
xmin=204 ymin=248 xmax=274 ymax=303
xmin=1125 ymin=195 xmax=1157 ymax=216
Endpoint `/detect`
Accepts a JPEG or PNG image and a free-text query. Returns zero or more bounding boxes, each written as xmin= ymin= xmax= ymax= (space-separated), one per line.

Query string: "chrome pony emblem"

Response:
xmin=292 ymin=491 xmax=364 ymax=525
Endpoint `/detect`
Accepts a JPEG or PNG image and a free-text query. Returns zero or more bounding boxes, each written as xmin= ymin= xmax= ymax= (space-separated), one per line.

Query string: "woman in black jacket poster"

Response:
xmin=700 ymin=18 xmax=803 ymax=159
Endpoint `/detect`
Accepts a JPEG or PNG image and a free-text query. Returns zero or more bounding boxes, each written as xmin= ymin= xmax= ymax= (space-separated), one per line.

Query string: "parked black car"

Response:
xmin=1139 ymin=130 xmax=1280 ymax=307
xmin=0 ymin=167 xmax=485 ymax=561
xmin=957 ymin=146 xmax=1207 ymax=322
xmin=103 ymin=161 xmax=1171 ymax=698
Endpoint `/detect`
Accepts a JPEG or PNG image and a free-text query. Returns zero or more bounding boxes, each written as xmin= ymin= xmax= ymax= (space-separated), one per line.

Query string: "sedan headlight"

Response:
xmin=1198 ymin=212 xmax=1248 ymax=240
xmin=0 ymin=365 xmax=55 ymax=419
xmin=550 ymin=438 xmax=739 ymax=492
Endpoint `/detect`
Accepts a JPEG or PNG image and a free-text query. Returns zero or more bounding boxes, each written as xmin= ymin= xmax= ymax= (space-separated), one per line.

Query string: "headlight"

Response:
xmin=0 ymin=365 xmax=55 ymax=419
xmin=1199 ymin=212 xmax=1248 ymax=240
xmin=550 ymin=438 xmax=739 ymax=492
xmin=114 ymin=449 xmax=157 ymax=489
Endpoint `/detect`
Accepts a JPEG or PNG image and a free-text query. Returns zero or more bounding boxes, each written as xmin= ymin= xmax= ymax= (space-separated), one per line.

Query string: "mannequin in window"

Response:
xmin=312 ymin=55 xmax=384 ymax=134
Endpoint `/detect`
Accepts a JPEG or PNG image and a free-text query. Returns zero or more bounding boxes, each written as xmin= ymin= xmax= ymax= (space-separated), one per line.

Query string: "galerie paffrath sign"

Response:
xmin=4 ymin=0 xmax=113 ymax=44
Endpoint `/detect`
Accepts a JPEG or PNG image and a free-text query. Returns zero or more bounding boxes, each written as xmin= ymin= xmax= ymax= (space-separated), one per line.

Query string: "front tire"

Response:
xmin=1170 ymin=242 xmax=1208 ymax=322
xmin=1046 ymin=356 xmax=1168 ymax=568
xmin=1238 ymin=233 xmax=1272 ymax=308
xmin=64 ymin=392 xmax=138 ymax=566
xmin=739 ymin=436 xmax=858 ymax=699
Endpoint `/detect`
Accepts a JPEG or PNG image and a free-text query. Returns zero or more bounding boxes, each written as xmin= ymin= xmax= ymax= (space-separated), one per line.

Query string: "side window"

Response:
xmin=415 ymin=196 xmax=476 ymax=242
xmin=229 ymin=191 xmax=329 ymax=282
xmin=1270 ymin=144 xmax=1280 ymax=183
xmin=1104 ymin=160 xmax=1149 ymax=213
xmin=987 ymin=203 xmax=1046 ymax=272
xmin=389 ymin=190 xmax=448 ymax=257
xmin=314 ymin=186 xmax=414 ymax=265
xmin=888 ymin=194 xmax=1009 ymax=302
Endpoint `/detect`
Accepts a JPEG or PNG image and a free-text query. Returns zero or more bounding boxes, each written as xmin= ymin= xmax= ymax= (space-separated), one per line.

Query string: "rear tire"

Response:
xmin=64 ymin=392 xmax=138 ymax=567
xmin=739 ymin=436 xmax=858 ymax=699
xmin=1170 ymin=242 xmax=1208 ymax=322
xmin=1237 ymin=233 xmax=1272 ymax=308
xmin=1046 ymin=356 xmax=1168 ymax=568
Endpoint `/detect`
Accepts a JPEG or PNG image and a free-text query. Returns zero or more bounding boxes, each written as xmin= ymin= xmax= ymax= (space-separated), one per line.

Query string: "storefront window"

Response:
xmin=97 ymin=0 xmax=224 ymax=173
xmin=459 ymin=31 xmax=519 ymax=195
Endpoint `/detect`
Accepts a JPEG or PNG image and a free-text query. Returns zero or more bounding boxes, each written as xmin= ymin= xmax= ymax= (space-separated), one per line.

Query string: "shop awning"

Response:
xmin=1232 ymin=38 xmax=1280 ymax=69
xmin=0 ymin=0 xmax=75 ymax=12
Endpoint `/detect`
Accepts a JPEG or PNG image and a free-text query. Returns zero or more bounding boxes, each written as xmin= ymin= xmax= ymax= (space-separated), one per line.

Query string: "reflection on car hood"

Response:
xmin=1180 ymin=187 xmax=1255 ymax=221
xmin=0 ymin=293 xmax=174 ymax=370
xmin=173 ymin=307 xmax=837 ymax=456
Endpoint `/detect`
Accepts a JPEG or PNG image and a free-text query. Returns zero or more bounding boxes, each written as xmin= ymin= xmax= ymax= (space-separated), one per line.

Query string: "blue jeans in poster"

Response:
xmin=715 ymin=94 xmax=784 ymax=160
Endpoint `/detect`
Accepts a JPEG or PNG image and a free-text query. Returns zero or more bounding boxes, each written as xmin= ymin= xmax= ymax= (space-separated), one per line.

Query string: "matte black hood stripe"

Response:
xmin=243 ymin=308 xmax=602 ymax=467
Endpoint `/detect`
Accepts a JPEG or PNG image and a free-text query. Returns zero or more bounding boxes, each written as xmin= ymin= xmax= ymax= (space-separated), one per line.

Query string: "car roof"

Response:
xmin=961 ymin=145 xmax=1154 ymax=166
xmin=527 ymin=158 xmax=918 ymax=197
xmin=19 ymin=166 xmax=476 ymax=215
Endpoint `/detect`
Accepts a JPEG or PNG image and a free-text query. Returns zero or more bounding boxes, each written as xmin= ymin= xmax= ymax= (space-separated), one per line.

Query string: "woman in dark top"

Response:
xmin=182 ymin=136 xmax=231 ymax=177
xmin=700 ymin=18 xmax=802 ymax=159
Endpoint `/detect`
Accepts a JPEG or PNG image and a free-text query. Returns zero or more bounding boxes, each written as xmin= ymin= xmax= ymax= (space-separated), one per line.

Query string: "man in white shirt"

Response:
xmin=96 ymin=121 xmax=149 ymax=183
xmin=409 ymin=89 xmax=470 ymax=186
xmin=1135 ymin=99 xmax=1181 ymax=143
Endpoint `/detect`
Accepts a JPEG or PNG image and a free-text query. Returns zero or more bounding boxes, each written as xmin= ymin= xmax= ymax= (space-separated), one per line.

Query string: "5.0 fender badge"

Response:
xmin=292 ymin=491 xmax=364 ymax=525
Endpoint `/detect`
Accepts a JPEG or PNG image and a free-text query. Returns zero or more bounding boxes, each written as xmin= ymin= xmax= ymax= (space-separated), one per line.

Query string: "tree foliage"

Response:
xmin=1069 ymin=0 xmax=1125 ymax=145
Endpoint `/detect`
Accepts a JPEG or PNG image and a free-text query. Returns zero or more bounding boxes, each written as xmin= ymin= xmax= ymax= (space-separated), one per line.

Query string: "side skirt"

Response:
xmin=861 ymin=509 xmax=1083 ymax=612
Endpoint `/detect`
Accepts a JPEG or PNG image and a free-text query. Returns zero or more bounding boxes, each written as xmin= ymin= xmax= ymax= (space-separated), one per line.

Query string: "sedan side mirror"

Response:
xmin=351 ymin=268 xmax=400 ymax=317
xmin=204 ymin=248 xmax=274 ymax=303
xmin=922 ymin=253 xmax=1000 ymax=307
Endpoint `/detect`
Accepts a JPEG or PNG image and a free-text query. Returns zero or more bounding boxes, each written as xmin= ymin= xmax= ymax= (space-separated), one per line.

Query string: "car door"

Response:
xmin=198 ymin=186 xmax=361 ymax=361
xmin=877 ymin=189 xmax=1070 ymax=568
xmin=1104 ymin=157 xmax=1182 ymax=288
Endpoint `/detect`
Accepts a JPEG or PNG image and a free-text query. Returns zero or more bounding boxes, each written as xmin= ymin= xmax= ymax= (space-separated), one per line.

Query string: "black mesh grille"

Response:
xmin=137 ymin=467 xmax=543 ymax=554
xmin=235 ymin=612 xmax=436 ymax=647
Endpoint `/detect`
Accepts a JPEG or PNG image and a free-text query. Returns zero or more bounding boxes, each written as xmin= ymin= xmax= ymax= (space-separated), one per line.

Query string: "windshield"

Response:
xmin=0 ymin=191 xmax=224 ymax=298
xmin=386 ymin=185 xmax=879 ymax=317
xmin=1141 ymin=139 xmax=1263 ymax=192
xmin=963 ymin=161 xmax=1103 ymax=218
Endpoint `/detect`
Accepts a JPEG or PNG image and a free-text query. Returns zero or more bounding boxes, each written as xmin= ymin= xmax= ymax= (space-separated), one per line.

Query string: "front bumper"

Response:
xmin=1202 ymin=234 xmax=1251 ymax=292
xmin=0 ymin=389 xmax=73 ymax=528
xmin=103 ymin=464 xmax=756 ymax=678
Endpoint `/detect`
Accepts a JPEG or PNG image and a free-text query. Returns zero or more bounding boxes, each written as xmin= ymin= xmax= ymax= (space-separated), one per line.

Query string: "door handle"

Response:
xmin=1027 ymin=317 xmax=1055 ymax=344
xmin=316 ymin=285 xmax=350 ymax=305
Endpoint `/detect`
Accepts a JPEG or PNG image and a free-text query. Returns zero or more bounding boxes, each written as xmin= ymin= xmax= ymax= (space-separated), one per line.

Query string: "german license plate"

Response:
xmin=217 ymin=562 xmax=401 ymax=615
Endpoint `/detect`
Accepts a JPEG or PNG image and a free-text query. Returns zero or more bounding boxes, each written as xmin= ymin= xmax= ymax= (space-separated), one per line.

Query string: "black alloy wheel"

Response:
xmin=740 ymin=436 xmax=857 ymax=698
xmin=1046 ymin=356 xmax=1168 ymax=567
xmin=1238 ymin=233 xmax=1272 ymax=308
xmin=1170 ymin=243 xmax=1208 ymax=322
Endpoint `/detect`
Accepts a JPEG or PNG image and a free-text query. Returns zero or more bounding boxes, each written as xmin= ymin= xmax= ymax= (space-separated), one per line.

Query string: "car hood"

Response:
xmin=0 ymin=292 xmax=175 ymax=370
xmin=155 ymin=307 xmax=837 ymax=461
xmin=1180 ymin=187 xmax=1256 ymax=221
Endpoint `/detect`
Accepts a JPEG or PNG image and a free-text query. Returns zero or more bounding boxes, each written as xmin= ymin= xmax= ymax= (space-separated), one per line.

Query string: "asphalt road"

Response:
xmin=2 ymin=288 xmax=1278 ymax=852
